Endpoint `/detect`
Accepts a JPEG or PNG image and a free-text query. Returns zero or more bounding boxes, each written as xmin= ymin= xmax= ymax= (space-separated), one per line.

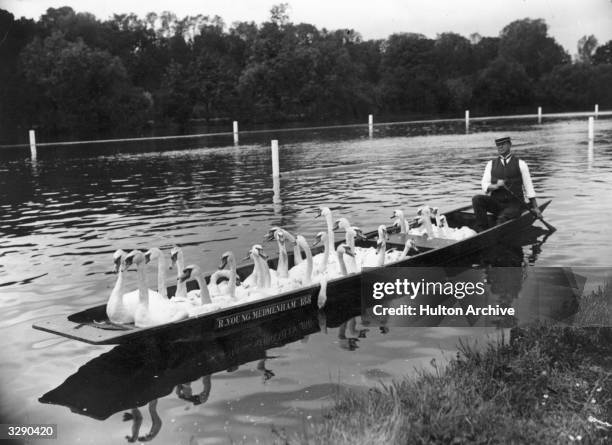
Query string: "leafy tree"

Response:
xmin=576 ymin=35 xmax=598 ymax=64
xmin=473 ymin=57 xmax=533 ymax=113
xmin=499 ymin=18 xmax=569 ymax=79
xmin=593 ymin=40 xmax=612 ymax=64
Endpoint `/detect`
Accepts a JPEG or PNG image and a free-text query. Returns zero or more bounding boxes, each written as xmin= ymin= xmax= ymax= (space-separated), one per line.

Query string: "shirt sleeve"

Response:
xmin=518 ymin=160 xmax=536 ymax=199
xmin=481 ymin=160 xmax=492 ymax=193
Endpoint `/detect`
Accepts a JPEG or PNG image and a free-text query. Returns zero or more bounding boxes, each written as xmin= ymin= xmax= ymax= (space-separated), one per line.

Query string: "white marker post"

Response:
xmin=368 ymin=114 xmax=373 ymax=138
xmin=465 ymin=110 xmax=470 ymax=131
xmin=588 ymin=117 xmax=594 ymax=141
xmin=595 ymin=104 xmax=599 ymax=118
xmin=233 ymin=121 xmax=239 ymax=144
xmin=538 ymin=107 xmax=542 ymax=124
xmin=29 ymin=129 xmax=37 ymax=159
xmin=271 ymin=140 xmax=280 ymax=178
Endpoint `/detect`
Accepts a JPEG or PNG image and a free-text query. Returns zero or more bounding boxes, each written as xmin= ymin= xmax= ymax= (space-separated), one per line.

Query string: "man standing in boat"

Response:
xmin=472 ymin=136 xmax=542 ymax=232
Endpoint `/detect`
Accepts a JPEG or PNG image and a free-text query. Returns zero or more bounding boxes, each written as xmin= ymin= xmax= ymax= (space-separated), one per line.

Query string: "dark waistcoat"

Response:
xmin=490 ymin=156 xmax=524 ymax=202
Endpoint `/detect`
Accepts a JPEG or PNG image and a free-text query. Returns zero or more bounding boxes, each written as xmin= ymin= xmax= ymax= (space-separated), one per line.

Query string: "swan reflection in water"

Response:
xmin=123 ymin=400 xmax=161 ymax=443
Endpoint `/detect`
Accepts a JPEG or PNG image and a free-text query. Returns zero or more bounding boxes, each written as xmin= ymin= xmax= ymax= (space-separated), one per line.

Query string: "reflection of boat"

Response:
xmin=39 ymin=308 xmax=321 ymax=420
xmin=32 ymin=201 xmax=551 ymax=344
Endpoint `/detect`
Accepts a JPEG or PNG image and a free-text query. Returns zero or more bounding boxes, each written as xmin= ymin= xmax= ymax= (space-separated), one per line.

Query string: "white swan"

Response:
xmin=106 ymin=249 xmax=139 ymax=324
xmin=170 ymin=246 xmax=188 ymax=300
xmin=386 ymin=238 xmax=420 ymax=263
xmin=144 ymin=248 xmax=171 ymax=299
xmin=288 ymin=235 xmax=314 ymax=285
xmin=333 ymin=218 xmax=361 ymax=273
xmin=125 ymin=250 xmax=189 ymax=328
xmin=315 ymin=206 xmax=335 ymax=262
xmin=358 ymin=225 xmax=388 ymax=269
xmin=311 ymin=231 xmax=340 ymax=275
xmin=178 ymin=265 xmax=221 ymax=316
xmin=265 ymin=227 xmax=302 ymax=266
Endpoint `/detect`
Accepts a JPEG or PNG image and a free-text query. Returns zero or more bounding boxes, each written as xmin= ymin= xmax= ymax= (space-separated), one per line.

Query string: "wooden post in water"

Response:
xmin=465 ymin=110 xmax=469 ymax=131
xmin=368 ymin=114 xmax=373 ymax=138
xmin=233 ymin=121 xmax=239 ymax=144
xmin=29 ymin=129 xmax=37 ymax=159
xmin=588 ymin=117 xmax=594 ymax=141
xmin=595 ymin=104 xmax=599 ymax=118
xmin=538 ymin=107 xmax=542 ymax=124
xmin=271 ymin=140 xmax=280 ymax=178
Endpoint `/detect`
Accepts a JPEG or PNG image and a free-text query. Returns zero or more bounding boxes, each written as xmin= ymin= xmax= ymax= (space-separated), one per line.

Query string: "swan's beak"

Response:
xmin=312 ymin=237 xmax=321 ymax=247
xmin=144 ymin=252 xmax=151 ymax=264
xmin=332 ymin=221 xmax=340 ymax=230
xmin=263 ymin=229 xmax=276 ymax=241
xmin=344 ymin=246 xmax=355 ymax=257
xmin=219 ymin=256 xmax=228 ymax=270
xmin=258 ymin=251 xmax=269 ymax=260
xmin=390 ymin=213 xmax=396 ymax=219
xmin=124 ymin=256 xmax=134 ymax=269
xmin=242 ymin=253 xmax=251 ymax=262
xmin=314 ymin=208 xmax=322 ymax=218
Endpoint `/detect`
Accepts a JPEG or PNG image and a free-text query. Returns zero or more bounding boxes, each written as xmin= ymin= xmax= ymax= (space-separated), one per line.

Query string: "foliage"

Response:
xmin=296 ymin=326 xmax=612 ymax=444
xmin=0 ymin=6 xmax=609 ymax=141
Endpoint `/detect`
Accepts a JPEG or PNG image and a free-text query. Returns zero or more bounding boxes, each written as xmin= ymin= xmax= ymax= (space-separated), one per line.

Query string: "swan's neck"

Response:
xmin=156 ymin=255 xmax=167 ymax=298
xmin=422 ymin=213 xmax=434 ymax=238
xmin=196 ymin=274 xmax=212 ymax=304
xmin=401 ymin=242 xmax=411 ymax=259
xmin=228 ymin=259 xmax=236 ymax=298
xmin=136 ymin=263 xmax=149 ymax=306
xmin=277 ymin=241 xmax=289 ymax=278
xmin=398 ymin=212 xmax=407 ymax=233
xmin=345 ymin=229 xmax=356 ymax=249
xmin=377 ymin=241 xmax=386 ymax=267
xmin=325 ymin=213 xmax=334 ymax=258
xmin=259 ymin=256 xmax=271 ymax=288
xmin=111 ymin=265 xmax=125 ymax=301
xmin=336 ymin=250 xmax=348 ymax=276
xmin=293 ymin=244 xmax=303 ymax=265
xmin=298 ymin=239 xmax=313 ymax=283
xmin=175 ymin=253 xmax=187 ymax=298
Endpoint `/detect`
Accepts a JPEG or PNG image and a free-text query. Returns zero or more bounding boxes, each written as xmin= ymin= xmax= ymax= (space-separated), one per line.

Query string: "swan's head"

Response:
xmin=144 ymin=247 xmax=162 ymax=264
xmin=377 ymin=225 xmax=388 ymax=240
xmin=391 ymin=209 xmax=404 ymax=219
xmin=439 ymin=215 xmax=448 ymax=227
xmin=251 ymin=244 xmax=268 ymax=260
xmin=353 ymin=226 xmax=367 ymax=241
xmin=170 ymin=246 xmax=183 ymax=265
xmin=333 ymin=218 xmax=351 ymax=231
xmin=315 ymin=206 xmax=331 ymax=218
xmin=336 ymin=243 xmax=355 ymax=257
xmin=264 ymin=227 xmax=281 ymax=242
xmin=179 ymin=264 xmax=201 ymax=283
xmin=416 ymin=205 xmax=433 ymax=217
xmin=375 ymin=238 xmax=385 ymax=254
xmin=219 ymin=251 xmax=236 ymax=269
xmin=124 ymin=250 xmax=145 ymax=268
xmin=112 ymin=249 xmax=126 ymax=273
xmin=405 ymin=239 xmax=419 ymax=254
xmin=312 ymin=231 xmax=327 ymax=247
xmin=274 ymin=230 xmax=286 ymax=246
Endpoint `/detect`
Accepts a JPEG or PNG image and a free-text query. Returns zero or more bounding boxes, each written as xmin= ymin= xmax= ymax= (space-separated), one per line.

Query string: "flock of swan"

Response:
xmin=107 ymin=205 xmax=476 ymax=329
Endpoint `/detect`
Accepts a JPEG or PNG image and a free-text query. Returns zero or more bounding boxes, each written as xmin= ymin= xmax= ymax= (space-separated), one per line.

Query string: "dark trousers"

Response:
xmin=472 ymin=194 xmax=522 ymax=232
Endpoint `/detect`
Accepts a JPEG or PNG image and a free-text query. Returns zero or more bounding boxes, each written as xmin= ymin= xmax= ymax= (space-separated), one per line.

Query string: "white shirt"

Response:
xmin=481 ymin=156 xmax=536 ymax=199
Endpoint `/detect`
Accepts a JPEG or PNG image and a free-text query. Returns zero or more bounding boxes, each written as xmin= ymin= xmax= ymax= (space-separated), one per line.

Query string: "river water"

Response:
xmin=1 ymin=117 xmax=611 ymax=444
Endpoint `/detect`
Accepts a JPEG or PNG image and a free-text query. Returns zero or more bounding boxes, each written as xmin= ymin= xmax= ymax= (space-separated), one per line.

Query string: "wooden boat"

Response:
xmin=32 ymin=200 xmax=552 ymax=345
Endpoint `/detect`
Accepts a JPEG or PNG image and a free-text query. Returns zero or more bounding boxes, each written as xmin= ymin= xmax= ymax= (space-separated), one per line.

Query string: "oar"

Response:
xmin=503 ymin=186 xmax=557 ymax=233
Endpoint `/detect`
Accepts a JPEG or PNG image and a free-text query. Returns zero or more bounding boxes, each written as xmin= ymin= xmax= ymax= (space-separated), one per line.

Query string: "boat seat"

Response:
xmin=386 ymin=233 xmax=457 ymax=250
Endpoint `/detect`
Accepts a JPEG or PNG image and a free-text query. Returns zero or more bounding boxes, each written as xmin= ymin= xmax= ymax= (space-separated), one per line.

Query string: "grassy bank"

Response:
xmin=293 ymin=325 xmax=611 ymax=444
xmin=283 ymin=281 xmax=612 ymax=444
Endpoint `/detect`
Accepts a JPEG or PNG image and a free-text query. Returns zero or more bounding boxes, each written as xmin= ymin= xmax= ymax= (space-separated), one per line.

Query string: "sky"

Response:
xmin=3 ymin=0 xmax=612 ymax=55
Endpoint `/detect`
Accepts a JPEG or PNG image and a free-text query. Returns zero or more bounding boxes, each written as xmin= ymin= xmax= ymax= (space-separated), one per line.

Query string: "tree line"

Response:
xmin=1 ymin=4 xmax=611 ymax=141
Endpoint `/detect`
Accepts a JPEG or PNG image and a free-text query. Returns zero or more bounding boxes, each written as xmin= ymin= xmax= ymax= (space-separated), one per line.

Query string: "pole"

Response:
xmin=271 ymin=140 xmax=279 ymax=178
xmin=588 ymin=117 xmax=594 ymax=141
xmin=29 ymin=129 xmax=37 ymax=159
xmin=537 ymin=107 xmax=542 ymax=124
xmin=595 ymin=104 xmax=599 ymax=118
xmin=233 ymin=121 xmax=239 ymax=144
xmin=465 ymin=110 xmax=470 ymax=131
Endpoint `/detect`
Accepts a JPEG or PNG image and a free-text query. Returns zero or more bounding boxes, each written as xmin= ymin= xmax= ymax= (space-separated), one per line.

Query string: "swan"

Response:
xmin=170 ymin=246 xmax=188 ymax=300
xmin=208 ymin=251 xmax=240 ymax=299
xmin=386 ymin=238 xmax=420 ymax=263
xmin=315 ymin=206 xmax=335 ymax=262
xmin=106 ymin=249 xmax=138 ymax=324
xmin=144 ymin=248 xmax=171 ymax=299
xmin=177 ymin=264 xmax=213 ymax=306
xmin=391 ymin=210 xmax=409 ymax=234
xmin=358 ymin=225 xmax=388 ymax=269
xmin=288 ymin=235 xmax=313 ymax=285
xmin=311 ymin=231 xmax=339 ymax=275
xmin=265 ymin=227 xmax=302 ymax=266
xmin=270 ymin=229 xmax=289 ymax=279
xmin=435 ymin=215 xmax=477 ymax=240
xmin=317 ymin=273 xmax=327 ymax=308
xmin=334 ymin=218 xmax=362 ymax=273
xmin=334 ymin=243 xmax=354 ymax=277
xmin=125 ymin=250 xmax=189 ymax=328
